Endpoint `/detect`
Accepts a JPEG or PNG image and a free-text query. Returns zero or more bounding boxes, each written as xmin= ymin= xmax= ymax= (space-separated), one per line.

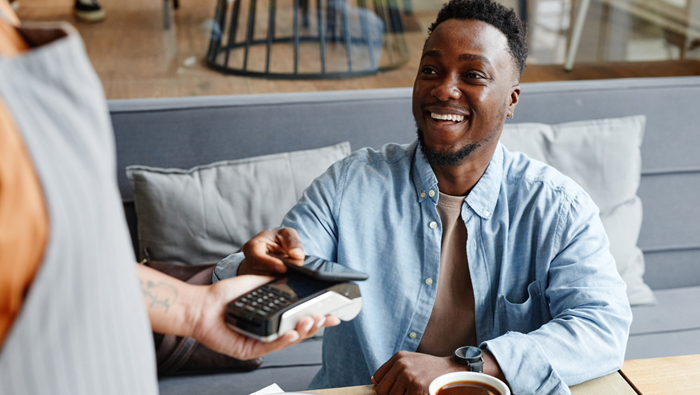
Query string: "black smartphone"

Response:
xmin=280 ymin=255 xmax=370 ymax=282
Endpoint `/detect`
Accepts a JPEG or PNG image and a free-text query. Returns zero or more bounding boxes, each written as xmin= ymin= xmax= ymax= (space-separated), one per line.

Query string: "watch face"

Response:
xmin=455 ymin=346 xmax=483 ymax=360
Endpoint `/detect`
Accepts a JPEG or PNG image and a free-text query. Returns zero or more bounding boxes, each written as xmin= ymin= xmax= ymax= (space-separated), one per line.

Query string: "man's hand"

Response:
xmin=238 ymin=228 xmax=306 ymax=275
xmin=136 ymin=264 xmax=341 ymax=360
xmin=373 ymin=350 xmax=508 ymax=395
xmin=373 ymin=351 xmax=465 ymax=395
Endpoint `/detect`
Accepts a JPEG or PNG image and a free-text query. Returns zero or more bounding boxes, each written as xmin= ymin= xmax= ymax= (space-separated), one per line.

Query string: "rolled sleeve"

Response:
xmin=482 ymin=191 xmax=632 ymax=395
xmin=212 ymin=252 xmax=245 ymax=283
xmin=482 ymin=332 xmax=570 ymax=395
xmin=281 ymin=156 xmax=347 ymax=260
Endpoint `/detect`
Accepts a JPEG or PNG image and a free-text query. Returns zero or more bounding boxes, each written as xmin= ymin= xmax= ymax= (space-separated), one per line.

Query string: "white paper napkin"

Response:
xmin=248 ymin=383 xmax=284 ymax=395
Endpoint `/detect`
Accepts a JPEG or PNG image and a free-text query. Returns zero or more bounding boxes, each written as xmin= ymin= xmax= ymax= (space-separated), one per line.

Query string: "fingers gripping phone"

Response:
xmin=225 ymin=256 xmax=368 ymax=342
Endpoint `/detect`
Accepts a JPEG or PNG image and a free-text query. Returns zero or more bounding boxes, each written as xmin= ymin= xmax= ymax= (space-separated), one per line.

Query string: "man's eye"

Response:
xmin=421 ymin=67 xmax=437 ymax=75
xmin=465 ymin=71 xmax=483 ymax=79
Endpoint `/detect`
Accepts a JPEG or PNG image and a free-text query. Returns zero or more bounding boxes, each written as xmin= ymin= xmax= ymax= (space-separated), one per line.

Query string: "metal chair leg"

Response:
xmin=357 ymin=0 xmax=377 ymax=70
xmin=163 ymin=0 xmax=171 ymax=30
xmin=387 ymin=0 xmax=403 ymax=33
xmin=293 ymin=0 xmax=300 ymax=74
xmin=340 ymin=0 xmax=353 ymax=71
xmin=265 ymin=0 xmax=276 ymax=73
xmin=564 ymin=0 xmax=591 ymax=72
xmin=300 ymin=0 xmax=310 ymax=28
xmin=317 ymin=0 xmax=327 ymax=73
xmin=223 ymin=0 xmax=241 ymax=68
xmin=243 ymin=0 xmax=257 ymax=71
xmin=518 ymin=0 xmax=527 ymax=24
xmin=403 ymin=0 xmax=412 ymax=15
xmin=327 ymin=0 xmax=338 ymax=40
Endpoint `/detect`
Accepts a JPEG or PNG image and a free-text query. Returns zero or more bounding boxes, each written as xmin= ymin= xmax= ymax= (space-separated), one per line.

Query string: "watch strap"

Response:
xmin=466 ymin=358 xmax=484 ymax=372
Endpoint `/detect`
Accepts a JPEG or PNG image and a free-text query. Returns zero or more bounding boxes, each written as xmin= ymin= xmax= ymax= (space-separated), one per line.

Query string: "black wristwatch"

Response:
xmin=454 ymin=346 xmax=484 ymax=373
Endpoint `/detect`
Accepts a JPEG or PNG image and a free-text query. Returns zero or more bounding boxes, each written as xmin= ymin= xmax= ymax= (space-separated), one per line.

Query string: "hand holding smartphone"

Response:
xmin=225 ymin=256 xmax=368 ymax=342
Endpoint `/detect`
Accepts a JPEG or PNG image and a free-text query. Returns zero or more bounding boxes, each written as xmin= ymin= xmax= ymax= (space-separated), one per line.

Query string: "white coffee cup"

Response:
xmin=428 ymin=372 xmax=510 ymax=395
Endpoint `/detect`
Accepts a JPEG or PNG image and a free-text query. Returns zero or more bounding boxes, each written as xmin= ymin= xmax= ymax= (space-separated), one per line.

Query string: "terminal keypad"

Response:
xmin=233 ymin=286 xmax=293 ymax=317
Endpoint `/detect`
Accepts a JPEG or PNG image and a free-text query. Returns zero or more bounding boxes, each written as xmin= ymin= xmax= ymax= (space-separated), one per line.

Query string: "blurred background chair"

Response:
xmin=206 ymin=0 xmax=410 ymax=79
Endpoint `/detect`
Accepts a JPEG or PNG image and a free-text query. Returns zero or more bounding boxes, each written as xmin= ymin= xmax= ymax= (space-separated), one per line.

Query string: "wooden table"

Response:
xmin=305 ymin=371 xmax=636 ymax=395
xmin=303 ymin=354 xmax=700 ymax=395
xmin=621 ymin=354 xmax=700 ymax=394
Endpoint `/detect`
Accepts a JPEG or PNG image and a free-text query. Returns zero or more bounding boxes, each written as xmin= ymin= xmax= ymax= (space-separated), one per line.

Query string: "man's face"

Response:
xmin=412 ymin=18 xmax=520 ymax=167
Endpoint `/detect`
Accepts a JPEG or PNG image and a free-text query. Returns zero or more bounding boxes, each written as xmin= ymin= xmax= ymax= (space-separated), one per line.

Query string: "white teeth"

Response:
xmin=431 ymin=113 xmax=465 ymax=122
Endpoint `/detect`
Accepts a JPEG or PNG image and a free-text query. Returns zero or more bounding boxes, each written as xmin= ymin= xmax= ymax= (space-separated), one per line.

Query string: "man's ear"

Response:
xmin=507 ymin=85 xmax=521 ymax=115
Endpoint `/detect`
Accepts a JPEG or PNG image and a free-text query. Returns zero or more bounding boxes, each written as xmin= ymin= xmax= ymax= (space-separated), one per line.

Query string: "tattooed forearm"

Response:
xmin=141 ymin=280 xmax=178 ymax=313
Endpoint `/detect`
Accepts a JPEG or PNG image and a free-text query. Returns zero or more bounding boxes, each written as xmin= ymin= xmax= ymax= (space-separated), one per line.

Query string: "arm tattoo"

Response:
xmin=141 ymin=280 xmax=178 ymax=313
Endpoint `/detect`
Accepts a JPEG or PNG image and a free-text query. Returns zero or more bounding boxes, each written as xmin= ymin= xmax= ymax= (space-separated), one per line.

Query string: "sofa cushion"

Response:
xmin=126 ymin=142 xmax=351 ymax=265
xmin=626 ymin=285 xmax=700 ymax=359
xmin=500 ymin=115 xmax=654 ymax=305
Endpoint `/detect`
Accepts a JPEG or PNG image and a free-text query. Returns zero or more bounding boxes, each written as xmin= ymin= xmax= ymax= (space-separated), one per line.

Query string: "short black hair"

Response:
xmin=429 ymin=0 xmax=528 ymax=76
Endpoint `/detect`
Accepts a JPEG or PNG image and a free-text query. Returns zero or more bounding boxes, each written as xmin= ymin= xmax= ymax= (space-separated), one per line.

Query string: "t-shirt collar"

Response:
xmin=412 ymin=140 xmax=504 ymax=220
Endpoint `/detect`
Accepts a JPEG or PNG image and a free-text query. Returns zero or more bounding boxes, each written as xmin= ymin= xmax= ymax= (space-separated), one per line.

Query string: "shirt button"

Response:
xmin=483 ymin=210 xmax=490 ymax=217
xmin=409 ymin=332 xmax=417 ymax=339
xmin=425 ymin=278 xmax=433 ymax=285
xmin=428 ymin=190 xmax=436 ymax=197
xmin=429 ymin=221 xmax=438 ymax=229
xmin=420 ymin=192 xmax=426 ymax=199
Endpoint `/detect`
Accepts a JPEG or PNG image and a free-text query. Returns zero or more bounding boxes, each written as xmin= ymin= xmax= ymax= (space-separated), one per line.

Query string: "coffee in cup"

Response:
xmin=428 ymin=372 xmax=510 ymax=395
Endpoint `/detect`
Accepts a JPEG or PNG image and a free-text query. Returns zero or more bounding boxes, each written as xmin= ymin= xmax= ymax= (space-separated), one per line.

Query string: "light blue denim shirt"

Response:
xmin=214 ymin=140 xmax=632 ymax=395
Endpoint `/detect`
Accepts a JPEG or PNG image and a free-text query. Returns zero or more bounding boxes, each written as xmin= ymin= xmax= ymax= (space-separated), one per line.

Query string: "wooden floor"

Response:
xmin=15 ymin=0 xmax=700 ymax=99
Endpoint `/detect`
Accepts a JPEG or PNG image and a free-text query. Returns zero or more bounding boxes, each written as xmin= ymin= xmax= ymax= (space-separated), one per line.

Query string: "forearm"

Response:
xmin=135 ymin=264 xmax=203 ymax=337
xmin=483 ymin=349 xmax=507 ymax=385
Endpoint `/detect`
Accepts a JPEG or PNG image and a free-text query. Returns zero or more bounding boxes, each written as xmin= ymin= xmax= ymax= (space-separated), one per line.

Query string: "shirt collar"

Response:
xmin=465 ymin=143 xmax=504 ymax=220
xmin=411 ymin=140 xmax=505 ymax=220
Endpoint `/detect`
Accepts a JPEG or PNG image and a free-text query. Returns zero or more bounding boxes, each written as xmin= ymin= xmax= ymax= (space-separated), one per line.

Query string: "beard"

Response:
xmin=417 ymin=127 xmax=480 ymax=167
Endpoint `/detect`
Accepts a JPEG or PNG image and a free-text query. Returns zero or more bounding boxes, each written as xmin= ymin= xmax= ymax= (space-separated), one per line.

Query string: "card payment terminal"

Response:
xmin=225 ymin=256 xmax=368 ymax=342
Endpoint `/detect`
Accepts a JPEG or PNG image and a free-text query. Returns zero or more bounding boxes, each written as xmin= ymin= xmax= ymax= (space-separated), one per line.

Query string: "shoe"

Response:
xmin=9 ymin=0 xmax=19 ymax=11
xmin=74 ymin=0 xmax=105 ymax=23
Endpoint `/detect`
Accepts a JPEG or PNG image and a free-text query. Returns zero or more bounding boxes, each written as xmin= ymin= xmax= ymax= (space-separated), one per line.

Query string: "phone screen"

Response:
xmin=271 ymin=273 xmax=330 ymax=299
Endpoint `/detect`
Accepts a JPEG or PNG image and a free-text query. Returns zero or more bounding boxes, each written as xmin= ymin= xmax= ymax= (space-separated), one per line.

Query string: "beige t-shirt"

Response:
xmin=417 ymin=192 xmax=477 ymax=356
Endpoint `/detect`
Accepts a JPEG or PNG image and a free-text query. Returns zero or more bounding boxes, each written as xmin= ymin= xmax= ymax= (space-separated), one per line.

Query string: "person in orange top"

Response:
xmin=0 ymin=0 xmax=338 ymax=360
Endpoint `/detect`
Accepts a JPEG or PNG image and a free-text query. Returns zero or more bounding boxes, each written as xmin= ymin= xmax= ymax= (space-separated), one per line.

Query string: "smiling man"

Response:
xmin=214 ymin=0 xmax=632 ymax=394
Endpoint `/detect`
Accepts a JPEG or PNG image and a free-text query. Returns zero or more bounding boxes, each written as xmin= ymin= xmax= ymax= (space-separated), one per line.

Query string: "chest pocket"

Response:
xmin=498 ymin=280 xmax=552 ymax=334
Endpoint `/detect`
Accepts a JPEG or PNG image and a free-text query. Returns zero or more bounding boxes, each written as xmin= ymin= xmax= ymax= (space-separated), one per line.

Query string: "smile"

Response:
xmin=430 ymin=112 xmax=465 ymax=122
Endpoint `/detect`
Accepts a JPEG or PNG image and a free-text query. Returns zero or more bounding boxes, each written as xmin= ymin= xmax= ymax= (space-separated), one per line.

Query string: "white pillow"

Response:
xmin=500 ymin=115 xmax=655 ymax=305
xmin=126 ymin=142 xmax=351 ymax=265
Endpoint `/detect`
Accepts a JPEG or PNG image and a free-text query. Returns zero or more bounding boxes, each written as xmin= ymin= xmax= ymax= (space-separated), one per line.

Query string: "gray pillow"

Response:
xmin=500 ymin=115 xmax=655 ymax=306
xmin=126 ymin=142 xmax=351 ymax=265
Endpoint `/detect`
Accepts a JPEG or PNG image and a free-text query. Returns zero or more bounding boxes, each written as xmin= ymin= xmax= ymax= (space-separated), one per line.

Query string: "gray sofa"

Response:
xmin=110 ymin=76 xmax=700 ymax=395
